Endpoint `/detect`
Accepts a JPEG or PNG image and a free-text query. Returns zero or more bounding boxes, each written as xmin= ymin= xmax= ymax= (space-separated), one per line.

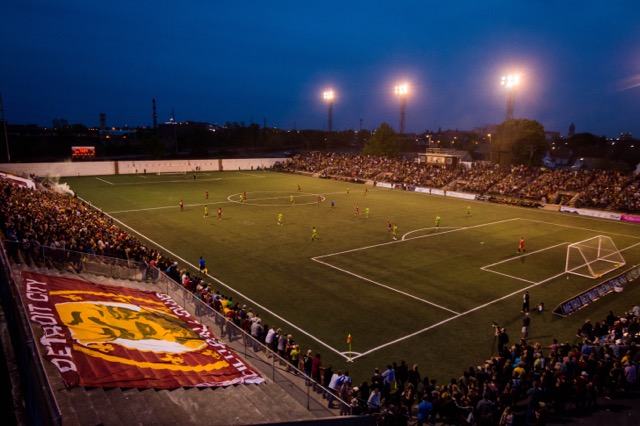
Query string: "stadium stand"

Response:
xmin=1 ymin=155 xmax=639 ymax=425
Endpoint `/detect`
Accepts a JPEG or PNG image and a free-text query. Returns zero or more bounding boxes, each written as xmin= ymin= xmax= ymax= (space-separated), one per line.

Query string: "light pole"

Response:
xmin=395 ymin=83 xmax=408 ymax=135
xmin=500 ymin=74 xmax=520 ymax=121
xmin=323 ymin=90 xmax=334 ymax=133
xmin=487 ymin=133 xmax=493 ymax=163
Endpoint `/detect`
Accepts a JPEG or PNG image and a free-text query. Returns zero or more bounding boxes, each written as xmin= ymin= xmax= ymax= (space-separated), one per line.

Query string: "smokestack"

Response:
xmin=152 ymin=98 xmax=157 ymax=129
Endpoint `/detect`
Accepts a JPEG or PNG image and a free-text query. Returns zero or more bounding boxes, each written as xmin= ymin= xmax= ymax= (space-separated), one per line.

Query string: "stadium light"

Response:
xmin=323 ymin=90 xmax=334 ymax=133
xmin=394 ymin=83 xmax=409 ymax=135
xmin=500 ymin=74 xmax=520 ymax=121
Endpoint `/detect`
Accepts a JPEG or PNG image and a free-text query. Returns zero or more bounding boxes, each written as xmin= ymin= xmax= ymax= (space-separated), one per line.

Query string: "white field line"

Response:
xmin=314 ymin=217 xmax=521 ymax=260
xmin=402 ymin=226 xmax=457 ymax=239
xmin=108 ymin=199 xmax=237 ymax=214
xmin=481 ymin=241 xmax=570 ymax=270
xmin=110 ymin=178 xmax=223 ymax=186
xmin=312 ymin=256 xmax=460 ymax=315
xmin=95 ymin=177 xmax=114 ymax=185
xmin=236 ymin=172 xmax=266 ymax=178
xmin=95 ymin=172 xmax=268 ymax=186
xmin=77 ymin=198 xmax=352 ymax=360
xmin=528 ymin=218 xmax=640 ymax=241
xmin=620 ymin=241 xmax=640 ymax=253
xmin=108 ymin=193 xmax=326 ymax=214
xmin=108 ymin=190 xmax=353 ymax=214
xmin=349 ymin=273 xmax=547 ymax=361
xmin=353 ymin=240 xmax=640 ymax=360
xmin=85 ymin=197 xmax=640 ymax=362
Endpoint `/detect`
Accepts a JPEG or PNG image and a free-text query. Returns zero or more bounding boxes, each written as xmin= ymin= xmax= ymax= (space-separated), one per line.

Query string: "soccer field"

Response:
xmin=61 ymin=171 xmax=640 ymax=383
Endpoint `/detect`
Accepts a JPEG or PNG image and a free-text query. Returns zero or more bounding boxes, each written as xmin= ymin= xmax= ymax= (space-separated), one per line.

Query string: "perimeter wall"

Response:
xmin=0 ymin=158 xmax=287 ymax=178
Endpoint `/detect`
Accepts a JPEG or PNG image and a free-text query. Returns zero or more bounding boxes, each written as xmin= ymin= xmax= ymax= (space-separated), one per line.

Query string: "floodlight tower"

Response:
xmin=395 ymin=83 xmax=409 ymax=134
xmin=323 ymin=90 xmax=334 ymax=133
xmin=500 ymin=74 xmax=520 ymax=121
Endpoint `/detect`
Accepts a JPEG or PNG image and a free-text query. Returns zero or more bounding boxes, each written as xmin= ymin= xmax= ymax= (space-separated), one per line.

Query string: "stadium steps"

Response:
xmin=141 ymin=388 xmax=186 ymax=425
xmin=85 ymin=388 xmax=128 ymax=425
xmin=234 ymin=382 xmax=306 ymax=423
xmin=9 ymin=263 xmax=340 ymax=424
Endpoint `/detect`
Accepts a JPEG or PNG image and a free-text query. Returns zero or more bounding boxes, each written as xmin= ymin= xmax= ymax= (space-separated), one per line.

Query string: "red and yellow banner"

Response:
xmin=22 ymin=271 xmax=263 ymax=389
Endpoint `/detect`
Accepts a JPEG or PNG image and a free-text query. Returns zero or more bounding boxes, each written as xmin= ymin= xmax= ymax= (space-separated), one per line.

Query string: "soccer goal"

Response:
xmin=565 ymin=235 xmax=625 ymax=279
xmin=156 ymin=170 xmax=187 ymax=175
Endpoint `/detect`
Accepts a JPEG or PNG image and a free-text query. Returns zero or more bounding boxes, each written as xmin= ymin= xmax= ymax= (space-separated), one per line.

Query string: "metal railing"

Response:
xmin=0 ymin=240 xmax=62 ymax=425
xmin=1 ymin=240 xmax=351 ymax=418
xmin=149 ymin=265 xmax=352 ymax=415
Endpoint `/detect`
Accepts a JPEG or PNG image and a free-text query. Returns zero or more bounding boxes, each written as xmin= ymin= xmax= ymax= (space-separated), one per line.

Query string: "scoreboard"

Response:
xmin=71 ymin=146 xmax=95 ymax=160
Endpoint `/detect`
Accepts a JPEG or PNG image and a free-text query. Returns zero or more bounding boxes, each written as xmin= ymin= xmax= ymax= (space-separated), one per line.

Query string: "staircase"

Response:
xmin=10 ymin=264 xmax=344 ymax=425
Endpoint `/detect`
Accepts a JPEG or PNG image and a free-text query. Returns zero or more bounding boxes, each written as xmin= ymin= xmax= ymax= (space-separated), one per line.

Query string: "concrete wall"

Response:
xmin=0 ymin=158 xmax=287 ymax=178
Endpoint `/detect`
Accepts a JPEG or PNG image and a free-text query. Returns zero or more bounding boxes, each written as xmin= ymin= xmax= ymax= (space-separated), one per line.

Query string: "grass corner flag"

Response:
xmin=347 ymin=333 xmax=352 ymax=344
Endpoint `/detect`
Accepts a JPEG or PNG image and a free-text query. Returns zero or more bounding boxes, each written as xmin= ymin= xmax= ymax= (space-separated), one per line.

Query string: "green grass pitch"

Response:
xmin=61 ymin=170 xmax=640 ymax=383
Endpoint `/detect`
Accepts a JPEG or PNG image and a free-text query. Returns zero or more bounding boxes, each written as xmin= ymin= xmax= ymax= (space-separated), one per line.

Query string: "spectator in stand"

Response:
xmin=311 ymin=353 xmax=322 ymax=385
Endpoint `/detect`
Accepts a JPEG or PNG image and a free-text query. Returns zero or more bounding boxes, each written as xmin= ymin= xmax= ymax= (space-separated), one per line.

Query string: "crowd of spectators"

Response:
xmin=2 ymin=162 xmax=640 ymax=425
xmin=275 ymin=152 xmax=640 ymax=213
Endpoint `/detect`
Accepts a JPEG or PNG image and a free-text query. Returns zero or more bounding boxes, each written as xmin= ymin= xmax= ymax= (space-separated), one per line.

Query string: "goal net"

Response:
xmin=156 ymin=170 xmax=187 ymax=176
xmin=565 ymin=235 xmax=625 ymax=279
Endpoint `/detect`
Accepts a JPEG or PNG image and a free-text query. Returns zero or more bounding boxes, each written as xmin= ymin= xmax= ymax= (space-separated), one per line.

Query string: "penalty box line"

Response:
xmin=349 ymin=273 xmax=555 ymax=361
xmin=355 ymin=235 xmax=640 ymax=359
xmin=311 ymin=218 xmax=523 ymax=315
xmin=311 ymin=257 xmax=460 ymax=315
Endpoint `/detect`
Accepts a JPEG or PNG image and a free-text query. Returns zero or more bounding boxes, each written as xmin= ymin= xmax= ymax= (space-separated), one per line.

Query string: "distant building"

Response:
xmin=52 ymin=118 xmax=69 ymax=128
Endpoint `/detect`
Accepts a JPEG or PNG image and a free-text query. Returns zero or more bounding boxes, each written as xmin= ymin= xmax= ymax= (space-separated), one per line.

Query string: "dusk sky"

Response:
xmin=2 ymin=1 xmax=640 ymax=137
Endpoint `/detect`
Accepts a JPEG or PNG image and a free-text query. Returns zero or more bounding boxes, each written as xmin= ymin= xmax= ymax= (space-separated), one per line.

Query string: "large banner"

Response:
xmin=553 ymin=265 xmax=640 ymax=317
xmin=22 ymin=272 xmax=263 ymax=388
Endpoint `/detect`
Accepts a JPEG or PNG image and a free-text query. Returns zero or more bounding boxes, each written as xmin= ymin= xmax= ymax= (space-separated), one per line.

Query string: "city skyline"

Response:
xmin=2 ymin=1 xmax=639 ymax=137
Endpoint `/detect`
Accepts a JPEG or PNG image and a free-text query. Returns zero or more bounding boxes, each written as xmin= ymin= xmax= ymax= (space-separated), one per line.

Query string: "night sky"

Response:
xmin=2 ymin=1 xmax=639 ymax=137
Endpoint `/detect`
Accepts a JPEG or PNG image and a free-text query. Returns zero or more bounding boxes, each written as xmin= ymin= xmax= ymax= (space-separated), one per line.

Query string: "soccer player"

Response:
xmin=365 ymin=207 xmax=370 ymax=218
xmin=331 ymin=199 xmax=335 ymax=210
xmin=243 ymin=191 xmax=247 ymax=201
xmin=317 ymin=195 xmax=322 ymax=204
xmin=392 ymin=224 xmax=398 ymax=240
xmin=467 ymin=206 xmax=471 ymax=217
xmin=435 ymin=215 xmax=441 ymax=228
xmin=354 ymin=204 xmax=360 ymax=216
xmin=205 ymin=190 xmax=209 ymax=199
xmin=179 ymin=199 xmax=184 ymax=212
xmin=204 ymin=205 xmax=209 ymax=218
xmin=517 ymin=237 xmax=526 ymax=254
xmin=240 ymin=193 xmax=245 ymax=203
xmin=290 ymin=195 xmax=294 ymax=205
xmin=199 ymin=256 xmax=206 ymax=273
xmin=387 ymin=219 xmax=392 ymax=232
xmin=217 ymin=207 xmax=222 ymax=220
xmin=364 ymin=187 xmax=368 ymax=196
xmin=346 ymin=186 xmax=350 ymax=194
xmin=311 ymin=226 xmax=319 ymax=241
xmin=297 ymin=184 xmax=301 ymax=192
xmin=278 ymin=213 xmax=283 ymax=225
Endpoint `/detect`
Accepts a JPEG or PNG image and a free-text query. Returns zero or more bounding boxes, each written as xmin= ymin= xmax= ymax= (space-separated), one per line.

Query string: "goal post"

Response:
xmin=565 ymin=235 xmax=625 ymax=279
